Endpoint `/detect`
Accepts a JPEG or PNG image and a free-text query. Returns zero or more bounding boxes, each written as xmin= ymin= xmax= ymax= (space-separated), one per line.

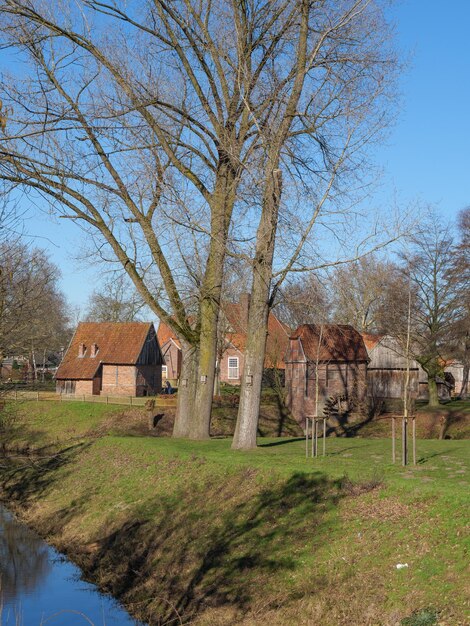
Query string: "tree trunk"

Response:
xmin=172 ymin=341 xmax=198 ymax=438
xmin=232 ymin=286 xmax=271 ymax=449
xmin=190 ymin=296 xmax=219 ymax=439
xmin=188 ymin=159 xmax=239 ymax=439
xmin=427 ymin=376 xmax=440 ymax=407
xmin=232 ymin=168 xmax=282 ymax=450
xmin=458 ymin=363 xmax=469 ymax=399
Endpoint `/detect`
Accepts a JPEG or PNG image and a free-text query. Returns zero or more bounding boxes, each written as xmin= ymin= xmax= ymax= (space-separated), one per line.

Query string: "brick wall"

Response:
xmin=286 ymin=352 xmax=368 ymax=428
xmin=219 ymin=348 xmax=244 ymax=384
xmin=162 ymin=341 xmax=181 ymax=384
xmin=74 ymin=379 xmax=94 ymax=395
xmin=101 ymin=364 xmax=137 ymax=396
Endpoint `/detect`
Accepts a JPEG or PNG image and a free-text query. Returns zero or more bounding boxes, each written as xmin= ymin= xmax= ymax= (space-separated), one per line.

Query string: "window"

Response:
xmin=162 ymin=365 xmax=168 ymax=380
xmin=227 ymin=357 xmax=239 ymax=380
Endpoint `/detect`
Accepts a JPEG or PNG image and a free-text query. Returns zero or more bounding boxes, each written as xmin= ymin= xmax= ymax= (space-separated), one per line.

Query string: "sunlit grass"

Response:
xmin=1 ymin=402 xmax=469 ymax=625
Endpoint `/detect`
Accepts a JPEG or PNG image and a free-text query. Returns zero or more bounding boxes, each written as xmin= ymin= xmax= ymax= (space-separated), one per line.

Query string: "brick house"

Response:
xmin=285 ymin=324 xmax=369 ymax=427
xmin=56 ymin=322 xmax=163 ymax=397
xmin=156 ymin=322 xmax=182 ymax=386
xmin=156 ymin=294 xmax=290 ymax=387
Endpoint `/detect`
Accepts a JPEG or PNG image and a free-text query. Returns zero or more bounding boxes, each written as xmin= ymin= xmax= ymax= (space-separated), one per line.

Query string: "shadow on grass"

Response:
xmin=0 ymin=442 xmax=91 ymax=506
xmin=81 ymin=471 xmax=340 ymax=625
xmin=258 ymin=437 xmax=304 ymax=448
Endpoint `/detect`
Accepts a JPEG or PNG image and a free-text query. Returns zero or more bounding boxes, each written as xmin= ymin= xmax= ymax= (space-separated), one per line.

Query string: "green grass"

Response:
xmin=1 ymin=401 xmax=469 ymax=625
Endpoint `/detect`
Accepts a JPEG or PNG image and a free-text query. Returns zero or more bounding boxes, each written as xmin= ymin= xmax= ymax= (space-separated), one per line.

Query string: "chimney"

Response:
xmin=239 ymin=293 xmax=251 ymax=329
xmin=90 ymin=343 xmax=98 ymax=358
xmin=78 ymin=343 xmax=86 ymax=358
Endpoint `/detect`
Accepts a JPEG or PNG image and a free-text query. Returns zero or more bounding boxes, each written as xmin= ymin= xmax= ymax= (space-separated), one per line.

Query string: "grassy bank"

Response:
xmin=1 ymin=402 xmax=469 ymax=625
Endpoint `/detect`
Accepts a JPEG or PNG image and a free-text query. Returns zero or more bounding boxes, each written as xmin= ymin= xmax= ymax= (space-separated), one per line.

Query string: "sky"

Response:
xmin=11 ymin=0 xmax=470 ymax=311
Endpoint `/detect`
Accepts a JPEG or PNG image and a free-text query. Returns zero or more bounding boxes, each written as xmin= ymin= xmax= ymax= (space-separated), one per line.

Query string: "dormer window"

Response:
xmin=90 ymin=343 xmax=99 ymax=358
xmin=78 ymin=343 xmax=87 ymax=358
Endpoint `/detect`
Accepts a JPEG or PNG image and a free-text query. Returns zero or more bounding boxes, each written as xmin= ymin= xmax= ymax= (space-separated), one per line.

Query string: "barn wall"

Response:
xmin=286 ymin=336 xmax=368 ymax=428
xmin=137 ymin=327 xmax=163 ymax=365
xmin=367 ymin=369 xmax=419 ymax=399
xmin=368 ymin=339 xmax=419 ymax=370
xmin=56 ymin=380 xmax=77 ymax=394
xmin=101 ymin=364 xmax=137 ymax=396
xmin=75 ymin=380 xmax=94 ymax=395
xmin=136 ymin=364 xmax=162 ymax=396
xmin=161 ymin=342 xmax=181 ymax=384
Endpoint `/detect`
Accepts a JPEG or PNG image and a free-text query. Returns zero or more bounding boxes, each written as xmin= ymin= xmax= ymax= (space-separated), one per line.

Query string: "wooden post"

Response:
xmin=402 ymin=417 xmax=408 ymax=466
xmin=412 ymin=417 xmax=417 ymax=465
xmin=323 ymin=418 xmax=326 ymax=456
xmin=305 ymin=418 xmax=309 ymax=458
xmin=106 ymin=395 xmax=109 ymax=405
xmin=392 ymin=417 xmax=396 ymax=463
xmin=314 ymin=417 xmax=319 ymax=457
xmin=311 ymin=418 xmax=314 ymax=458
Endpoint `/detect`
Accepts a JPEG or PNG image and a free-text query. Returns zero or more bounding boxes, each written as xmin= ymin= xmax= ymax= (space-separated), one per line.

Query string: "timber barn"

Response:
xmin=285 ymin=324 xmax=369 ymax=427
xmin=362 ymin=334 xmax=420 ymax=400
xmin=56 ymin=322 xmax=163 ymax=397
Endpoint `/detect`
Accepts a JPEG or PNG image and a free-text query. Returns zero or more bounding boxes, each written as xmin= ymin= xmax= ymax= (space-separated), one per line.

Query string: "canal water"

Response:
xmin=0 ymin=504 xmax=143 ymax=626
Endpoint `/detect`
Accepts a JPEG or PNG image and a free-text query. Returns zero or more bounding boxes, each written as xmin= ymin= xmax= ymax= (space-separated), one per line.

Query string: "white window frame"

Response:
xmin=227 ymin=356 xmax=239 ymax=380
xmin=162 ymin=365 xmax=168 ymax=379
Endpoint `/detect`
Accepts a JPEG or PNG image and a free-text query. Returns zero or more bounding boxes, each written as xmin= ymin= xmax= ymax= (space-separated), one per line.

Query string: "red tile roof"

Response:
xmin=156 ymin=300 xmax=291 ymax=369
xmin=157 ymin=321 xmax=182 ymax=349
xmin=56 ymin=322 xmax=156 ymax=380
xmin=291 ymin=324 xmax=369 ymax=363
xmin=361 ymin=332 xmax=383 ymax=352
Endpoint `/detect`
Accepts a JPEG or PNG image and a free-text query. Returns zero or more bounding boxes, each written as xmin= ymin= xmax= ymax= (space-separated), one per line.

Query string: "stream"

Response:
xmin=0 ymin=504 xmax=143 ymax=626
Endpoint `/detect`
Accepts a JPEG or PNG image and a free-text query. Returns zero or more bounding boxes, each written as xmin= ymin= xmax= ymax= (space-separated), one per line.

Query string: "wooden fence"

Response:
xmin=2 ymin=390 xmax=177 ymax=408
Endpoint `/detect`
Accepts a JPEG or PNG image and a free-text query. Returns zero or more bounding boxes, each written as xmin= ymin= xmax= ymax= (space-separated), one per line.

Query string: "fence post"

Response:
xmin=323 ymin=418 xmax=326 ymax=456
xmin=402 ymin=417 xmax=408 ymax=466
xmin=305 ymin=418 xmax=309 ymax=458
xmin=37 ymin=391 xmax=39 ymax=401
xmin=392 ymin=417 xmax=396 ymax=463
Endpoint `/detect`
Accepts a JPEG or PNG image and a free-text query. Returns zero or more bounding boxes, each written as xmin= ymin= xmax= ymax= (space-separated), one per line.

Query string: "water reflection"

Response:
xmin=0 ymin=505 xmax=142 ymax=625
xmin=0 ymin=506 xmax=51 ymax=602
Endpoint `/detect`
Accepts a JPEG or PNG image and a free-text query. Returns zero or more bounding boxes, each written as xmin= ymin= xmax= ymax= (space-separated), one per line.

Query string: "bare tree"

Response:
xmin=398 ymin=213 xmax=461 ymax=407
xmin=85 ymin=273 xmax=146 ymax=322
xmin=329 ymin=256 xmax=406 ymax=332
xmin=275 ymin=274 xmax=330 ymax=329
xmin=449 ymin=207 xmax=470 ymax=398
xmin=232 ymin=0 xmax=399 ymax=448
xmin=0 ymin=0 xmax=287 ymax=438
xmin=0 ymin=241 xmax=69 ymax=369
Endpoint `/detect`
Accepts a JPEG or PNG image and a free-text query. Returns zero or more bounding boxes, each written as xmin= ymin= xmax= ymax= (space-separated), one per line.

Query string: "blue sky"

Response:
xmin=16 ymin=0 xmax=470 ymax=310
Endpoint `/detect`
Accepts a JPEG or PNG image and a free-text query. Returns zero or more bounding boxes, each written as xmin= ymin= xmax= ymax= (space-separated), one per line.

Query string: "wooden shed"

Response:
xmin=362 ymin=334 xmax=420 ymax=400
xmin=285 ymin=324 xmax=369 ymax=427
xmin=56 ymin=322 xmax=163 ymax=397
